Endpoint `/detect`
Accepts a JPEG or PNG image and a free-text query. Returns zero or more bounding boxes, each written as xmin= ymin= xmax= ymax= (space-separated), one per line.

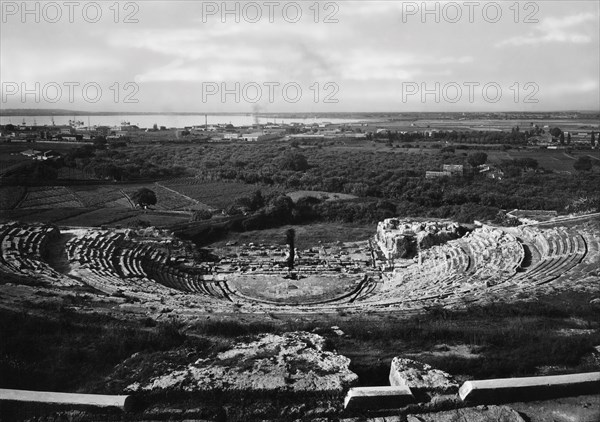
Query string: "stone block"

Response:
xmin=459 ymin=372 xmax=600 ymax=403
xmin=0 ymin=388 xmax=134 ymax=411
xmin=343 ymin=386 xmax=415 ymax=411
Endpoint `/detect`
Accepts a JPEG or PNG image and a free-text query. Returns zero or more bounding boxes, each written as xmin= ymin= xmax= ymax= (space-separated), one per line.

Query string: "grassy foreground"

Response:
xmin=1 ymin=291 xmax=599 ymax=394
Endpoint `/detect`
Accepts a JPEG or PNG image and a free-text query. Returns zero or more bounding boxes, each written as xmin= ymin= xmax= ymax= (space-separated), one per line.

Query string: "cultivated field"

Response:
xmin=70 ymin=185 xmax=131 ymax=208
xmin=18 ymin=186 xmax=83 ymax=209
xmin=123 ymin=183 xmax=210 ymax=211
xmin=0 ymin=186 xmax=26 ymax=209
xmin=160 ymin=179 xmax=280 ymax=209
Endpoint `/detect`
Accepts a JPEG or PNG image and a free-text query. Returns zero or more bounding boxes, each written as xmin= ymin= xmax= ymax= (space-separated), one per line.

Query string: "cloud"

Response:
xmin=134 ymin=59 xmax=273 ymax=82
xmin=0 ymin=49 xmax=121 ymax=82
xmin=543 ymin=79 xmax=599 ymax=96
xmin=1 ymin=1 xmax=597 ymax=112
xmin=496 ymin=12 xmax=597 ymax=47
xmin=338 ymin=2 xmax=402 ymax=17
xmin=339 ymin=53 xmax=472 ymax=81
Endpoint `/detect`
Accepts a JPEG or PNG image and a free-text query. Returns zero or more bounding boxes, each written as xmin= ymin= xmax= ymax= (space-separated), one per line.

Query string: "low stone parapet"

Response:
xmin=459 ymin=372 xmax=600 ymax=403
xmin=343 ymin=386 xmax=415 ymax=411
xmin=0 ymin=388 xmax=134 ymax=411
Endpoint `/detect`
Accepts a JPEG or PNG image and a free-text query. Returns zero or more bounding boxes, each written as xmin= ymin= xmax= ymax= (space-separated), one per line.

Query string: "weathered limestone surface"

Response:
xmin=459 ymin=372 xmax=600 ymax=403
xmin=389 ymin=358 xmax=458 ymax=394
xmin=0 ymin=388 xmax=133 ymax=411
xmin=376 ymin=219 xmax=463 ymax=259
xmin=405 ymin=405 xmax=526 ymax=422
xmin=344 ymin=386 xmax=415 ymax=410
xmin=126 ymin=331 xmax=358 ymax=393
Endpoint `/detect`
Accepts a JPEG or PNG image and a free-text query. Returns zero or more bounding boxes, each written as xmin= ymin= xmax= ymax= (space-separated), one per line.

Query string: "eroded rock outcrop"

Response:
xmin=126 ymin=331 xmax=357 ymax=393
xmin=377 ymin=219 xmax=466 ymax=260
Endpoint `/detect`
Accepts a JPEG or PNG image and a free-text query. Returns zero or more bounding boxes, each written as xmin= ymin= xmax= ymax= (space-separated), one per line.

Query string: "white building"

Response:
xmin=241 ymin=132 xmax=281 ymax=142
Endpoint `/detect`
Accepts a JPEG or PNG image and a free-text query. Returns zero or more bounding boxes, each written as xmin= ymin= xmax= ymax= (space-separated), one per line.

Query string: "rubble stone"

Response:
xmin=389 ymin=358 xmax=458 ymax=394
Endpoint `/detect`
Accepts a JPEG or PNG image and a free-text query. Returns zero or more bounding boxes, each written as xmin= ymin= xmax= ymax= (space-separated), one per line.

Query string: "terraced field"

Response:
xmin=160 ymin=179 xmax=279 ymax=209
xmin=122 ymin=183 xmax=209 ymax=211
xmin=17 ymin=186 xmax=83 ymax=209
xmin=70 ymin=186 xmax=131 ymax=208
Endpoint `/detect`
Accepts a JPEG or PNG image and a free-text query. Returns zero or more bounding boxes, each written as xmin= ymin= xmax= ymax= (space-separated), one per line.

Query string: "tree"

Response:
xmin=280 ymin=152 xmax=309 ymax=171
xmin=550 ymin=127 xmax=563 ymax=138
xmin=234 ymin=190 xmax=264 ymax=212
xmin=249 ymin=190 xmax=265 ymax=210
xmin=93 ymin=136 xmax=107 ymax=149
xmin=28 ymin=162 xmax=58 ymax=181
xmin=467 ymin=152 xmax=488 ymax=167
xmin=131 ymin=188 xmax=157 ymax=208
xmin=266 ymin=195 xmax=294 ymax=223
xmin=191 ymin=209 xmax=212 ymax=221
xmin=573 ymin=156 xmax=592 ymax=172
xmin=516 ymin=158 xmax=538 ymax=170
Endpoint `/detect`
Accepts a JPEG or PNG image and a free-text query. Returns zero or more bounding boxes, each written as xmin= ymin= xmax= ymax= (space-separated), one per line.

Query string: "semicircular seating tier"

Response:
xmin=0 ymin=217 xmax=598 ymax=313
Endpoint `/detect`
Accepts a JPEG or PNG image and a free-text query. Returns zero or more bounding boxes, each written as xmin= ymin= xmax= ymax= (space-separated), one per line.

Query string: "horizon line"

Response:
xmin=1 ymin=109 xmax=599 ymax=116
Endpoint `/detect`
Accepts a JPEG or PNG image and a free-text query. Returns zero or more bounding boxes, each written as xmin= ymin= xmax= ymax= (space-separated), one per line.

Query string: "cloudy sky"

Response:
xmin=1 ymin=0 xmax=598 ymax=113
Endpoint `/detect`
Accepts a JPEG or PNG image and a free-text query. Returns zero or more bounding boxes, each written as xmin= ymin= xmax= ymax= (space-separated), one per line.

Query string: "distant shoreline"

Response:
xmin=1 ymin=110 xmax=598 ymax=117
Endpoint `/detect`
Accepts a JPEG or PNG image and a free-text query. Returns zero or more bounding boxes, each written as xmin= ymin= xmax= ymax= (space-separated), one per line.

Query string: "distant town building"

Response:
xmin=241 ymin=132 xmax=263 ymax=142
xmin=95 ymin=126 xmax=111 ymax=136
xmin=425 ymin=171 xmax=452 ymax=178
xmin=426 ymin=164 xmax=464 ymax=179
xmin=478 ymin=165 xmax=504 ymax=180
xmin=241 ymin=132 xmax=281 ymax=142
xmin=42 ymin=150 xmax=62 ymax=160
xmin=223 ymin=132 xmax=241 ymax=140
xmin=21 ymin=149 xmax=42 ymax=157
xmin=175 ymin=130 xmax=190 ymax=138
xmin=442 ymin=164 xmax=464 ymax=175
